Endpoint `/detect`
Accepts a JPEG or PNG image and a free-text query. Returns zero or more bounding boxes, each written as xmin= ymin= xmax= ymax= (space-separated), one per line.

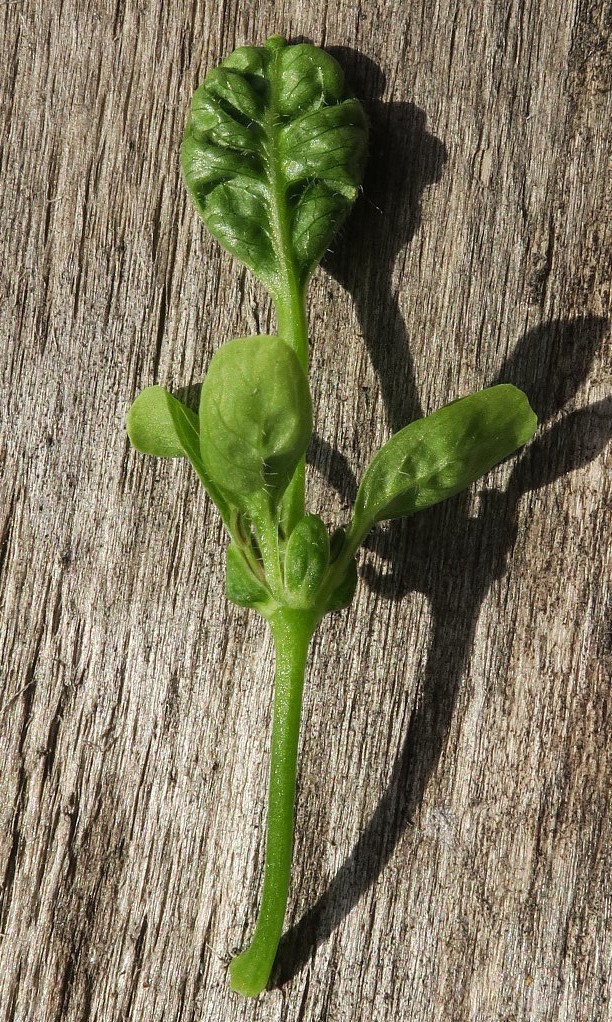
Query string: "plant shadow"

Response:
xmin=324 ymin=46 xmax=447 ymax=429
xmin=272 ymin=48 xmax=611 ymax=988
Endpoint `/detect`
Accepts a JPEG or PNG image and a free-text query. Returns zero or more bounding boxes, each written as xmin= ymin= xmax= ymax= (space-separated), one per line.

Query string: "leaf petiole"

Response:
xmin=250 ymin=503 xmax=285 ymax=601
xmin=276 ymin=283 xmax=309 ymax=537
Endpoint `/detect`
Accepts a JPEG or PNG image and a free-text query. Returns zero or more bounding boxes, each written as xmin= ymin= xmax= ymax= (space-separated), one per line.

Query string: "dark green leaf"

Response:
xmin=181 ymin=36 xmax=368 ymax=292
xmin=325 ymin=559 xmax=358 ymax=612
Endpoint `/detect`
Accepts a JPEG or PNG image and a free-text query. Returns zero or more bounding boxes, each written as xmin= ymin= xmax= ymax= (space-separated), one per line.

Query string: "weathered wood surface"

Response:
xmin=1 ymin=1 xmax=610 ymax=1020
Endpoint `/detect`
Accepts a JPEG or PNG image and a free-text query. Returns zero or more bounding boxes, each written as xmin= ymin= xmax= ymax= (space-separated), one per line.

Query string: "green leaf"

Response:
xmin=323 ymin=527 xmax=359 ymax=611
xmin=325 ymin=558 xmax=358 ymax=613
xmin=226 ymin=542 xmax=272 ymax=610
xmin=127 ymin=385 xmax=234 ymax=525
xmin=127 ymin=386 xmax=200 ymax=462
xmin=181 ymin=36 xmax=368 ymax=293
xmin=199 ymin=335 xmax=312 ymax=513
xmin=284 ymin=514 xmax=330 ymax=603
xmin=352 ymin=385 xmax=537 ymax=537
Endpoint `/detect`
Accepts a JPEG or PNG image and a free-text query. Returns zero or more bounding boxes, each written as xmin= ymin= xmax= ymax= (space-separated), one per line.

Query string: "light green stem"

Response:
xmin=252 ymin=505 xmax=284 ymax=600
xmin=276 ymin=288 xmax=309 ymax=536
xmin=275 ymin=270 xmax=309 ymax=370
xmin=262 ymin=39 xmax=309 ymax=536
xmin=229 ymin=608 xmax=317 ymax=997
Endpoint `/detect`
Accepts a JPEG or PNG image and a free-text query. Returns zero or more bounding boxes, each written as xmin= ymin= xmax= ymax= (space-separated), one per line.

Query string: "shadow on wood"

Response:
xmin=279 ymin=313 xmax=610 ymax=984
xmin=324 ymin=46 xmax=448 ymax=429
xmin=269 ymin=45 xmax=612 ymax=990
xmin=276 ymin=55 xmax=611 ymax=978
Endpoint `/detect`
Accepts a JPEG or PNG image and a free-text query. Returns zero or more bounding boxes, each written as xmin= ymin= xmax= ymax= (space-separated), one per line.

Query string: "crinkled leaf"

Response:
xmin=199 ymin=335 xmax=312 ymax=513
xmin=181 ymin=36 xmax=368 ymax=292
xmin=352 ymin=385 xmax=537 ymax=536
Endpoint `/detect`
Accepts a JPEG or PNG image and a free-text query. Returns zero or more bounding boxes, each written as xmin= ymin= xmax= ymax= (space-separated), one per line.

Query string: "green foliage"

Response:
xmin=284 ymin=514 xmax=330 ymax=604
xmin=350 ymin=385 xmax=537 ymax=541
xmin=127 ymin=36 xmax=538 ymax=1000
xmin=181 ymin=35 xmax=368 ymax=294
xmin=126 ymin=384 xmax=234 ymax=523
xmin=126 ymin=385 xmax=200 ymax=462
xmin=226 ymin=542 xmax=271 ymax=610
xmin=198 ymin=335 xmax=312 ymax=516
xmin=324 ymin=557 xmax=358 ymax=612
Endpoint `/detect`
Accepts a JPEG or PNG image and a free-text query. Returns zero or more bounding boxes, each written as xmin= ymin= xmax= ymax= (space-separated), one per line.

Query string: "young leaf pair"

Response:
xmin=127 ymin=35 xmax=537 ymax=998
xmin=128 ymin=336 xmax=311 ymax=542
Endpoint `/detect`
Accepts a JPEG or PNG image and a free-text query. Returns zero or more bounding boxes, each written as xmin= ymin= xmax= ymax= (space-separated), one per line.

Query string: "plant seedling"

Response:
xmin=127 ymin=36 xmax=537 ymax=997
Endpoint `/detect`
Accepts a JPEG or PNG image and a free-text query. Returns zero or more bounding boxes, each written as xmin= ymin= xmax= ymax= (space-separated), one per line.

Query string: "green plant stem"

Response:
xmin=276 ymin=287 xmax=309 ymax=536
xmin=264 ymin=38 xmax=309 ymax=536
xmin=229 ymin=607 xmax=318 ymax=997
xmin=337 ymin=515 xmax=371 ymax=570
xmin=252 ymin=506 xmax=284 ymax=599
xmin=275 ymin=275 xmax=309 ymax=370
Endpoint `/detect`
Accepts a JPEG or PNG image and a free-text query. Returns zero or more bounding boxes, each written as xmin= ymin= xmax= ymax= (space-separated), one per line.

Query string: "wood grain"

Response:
xmin=1 ymin=1 xmax=610 ymax=1020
